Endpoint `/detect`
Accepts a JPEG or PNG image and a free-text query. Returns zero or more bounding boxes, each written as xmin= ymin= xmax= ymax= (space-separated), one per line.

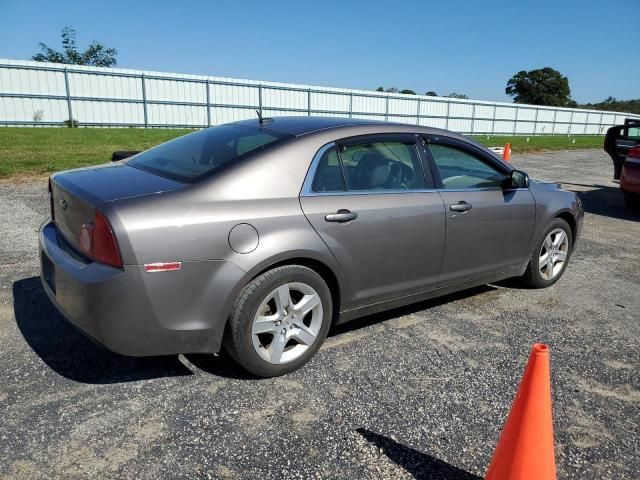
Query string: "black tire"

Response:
xmin=223 ymin=265 xmax=332 ymax=378
xmin=520 ymin=218 xmax=573 ymax=289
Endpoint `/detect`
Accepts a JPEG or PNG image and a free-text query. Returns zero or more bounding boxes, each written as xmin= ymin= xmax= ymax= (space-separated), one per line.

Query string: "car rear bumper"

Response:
xmin=39 ymin=220 xmax=246 ymax=356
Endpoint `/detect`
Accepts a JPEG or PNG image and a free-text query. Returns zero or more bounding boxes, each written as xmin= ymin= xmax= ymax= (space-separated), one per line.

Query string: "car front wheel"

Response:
xmin=521 ymin=218 xmax=573 ymax=288
xmin=224 ymin=265 xmax=332 ymax=377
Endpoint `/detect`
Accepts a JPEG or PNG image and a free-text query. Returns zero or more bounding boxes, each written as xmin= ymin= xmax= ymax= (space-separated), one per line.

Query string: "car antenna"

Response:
xmin=255 ymin=109 xmax=272 ymax=124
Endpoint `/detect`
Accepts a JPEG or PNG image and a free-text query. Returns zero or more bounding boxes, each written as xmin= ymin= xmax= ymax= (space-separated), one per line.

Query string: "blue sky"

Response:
xmin=1 ymin=0 xmax=638 ymax=103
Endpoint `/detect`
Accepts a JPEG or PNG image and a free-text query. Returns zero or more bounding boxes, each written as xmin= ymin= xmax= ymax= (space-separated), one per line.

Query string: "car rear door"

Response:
xmin=300 ymin=134 xmax=445 ymax=310
xmin=423 ymin=135 xmax=536 ymax=286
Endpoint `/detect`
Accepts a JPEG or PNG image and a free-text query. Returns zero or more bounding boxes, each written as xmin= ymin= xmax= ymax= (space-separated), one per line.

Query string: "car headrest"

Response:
xmin=354 ymin=152 xmax=390 ymax=189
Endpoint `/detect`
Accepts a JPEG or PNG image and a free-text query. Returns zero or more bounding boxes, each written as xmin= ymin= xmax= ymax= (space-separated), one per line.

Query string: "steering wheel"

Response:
xmin=386 ymin=161 xmax=414 ymax=189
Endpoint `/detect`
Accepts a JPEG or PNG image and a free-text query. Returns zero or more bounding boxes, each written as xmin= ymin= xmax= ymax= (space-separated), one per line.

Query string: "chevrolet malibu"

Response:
xmin=40 ymin=117 xmax=583 ymax=377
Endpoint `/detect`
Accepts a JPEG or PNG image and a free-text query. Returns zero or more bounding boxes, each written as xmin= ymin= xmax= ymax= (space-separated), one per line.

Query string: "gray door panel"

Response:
xmin=301 ymin=193 xmax=446 ymax=308
xmin=438 ymin=189 xmax=535 ymax=284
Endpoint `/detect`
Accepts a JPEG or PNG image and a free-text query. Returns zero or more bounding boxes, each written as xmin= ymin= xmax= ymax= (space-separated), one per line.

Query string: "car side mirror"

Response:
xmin=505 ymin=169 xmax=530 ymax=189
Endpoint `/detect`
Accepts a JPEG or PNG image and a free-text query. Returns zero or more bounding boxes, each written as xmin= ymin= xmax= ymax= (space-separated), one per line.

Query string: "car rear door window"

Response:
xmin=427 ymin=144 xmax=506 ymax=189
xmin=339 ymin=139 xmax=425 ymax=191
xmin=311 ymin=146 xmax=346 ymax=192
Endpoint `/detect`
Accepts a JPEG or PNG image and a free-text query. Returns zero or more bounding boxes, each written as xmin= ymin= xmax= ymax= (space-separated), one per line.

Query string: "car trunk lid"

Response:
xmin=50 ymin=163 xmax=185 ymax=253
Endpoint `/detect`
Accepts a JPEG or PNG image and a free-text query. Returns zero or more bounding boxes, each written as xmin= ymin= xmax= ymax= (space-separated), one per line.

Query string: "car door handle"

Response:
xmin=450 ymin=201 xmax=472 ymax=212
xmin=325 ymin=209 xmax=358 ymax=223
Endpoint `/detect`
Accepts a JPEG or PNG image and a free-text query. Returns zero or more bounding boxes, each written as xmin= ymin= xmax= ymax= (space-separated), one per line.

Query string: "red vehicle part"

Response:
xmin=621 ymin=146 xmax=640 ymax=195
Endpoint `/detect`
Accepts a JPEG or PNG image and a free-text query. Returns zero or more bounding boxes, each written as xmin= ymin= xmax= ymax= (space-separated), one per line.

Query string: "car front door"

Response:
xmin=604 ymin=120 xmax=640 ymax=179
xmin=300 ymin=134 xmax=445 ymax=310
xmin=423 ymin=135 xmax=536 ymax=286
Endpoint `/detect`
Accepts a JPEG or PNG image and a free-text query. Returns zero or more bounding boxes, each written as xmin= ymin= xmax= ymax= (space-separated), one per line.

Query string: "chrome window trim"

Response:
xmin=437 ymin=187 xmax=524 ymax=193
xmin=302 ymin=188 xmax=440 ymax=197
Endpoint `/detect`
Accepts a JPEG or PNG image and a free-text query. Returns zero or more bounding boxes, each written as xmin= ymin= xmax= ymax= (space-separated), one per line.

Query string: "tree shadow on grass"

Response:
xmin=357 ymin=428 xmax=481 ymax=480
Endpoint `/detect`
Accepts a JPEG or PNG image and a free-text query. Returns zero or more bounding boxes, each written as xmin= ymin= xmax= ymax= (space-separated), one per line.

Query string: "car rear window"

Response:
xmin=128 ymin=124 xmax=293 ymax=183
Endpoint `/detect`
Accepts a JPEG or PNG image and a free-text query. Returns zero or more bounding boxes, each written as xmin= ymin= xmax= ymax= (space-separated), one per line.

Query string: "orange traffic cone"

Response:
xmin=503 ymin=143 xmax=511 ymax=162
xmin=485 ymin=343 xmax=556 ymax=480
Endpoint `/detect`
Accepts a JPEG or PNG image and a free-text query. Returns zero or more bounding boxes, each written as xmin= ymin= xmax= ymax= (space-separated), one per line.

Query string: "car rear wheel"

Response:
xmin=520 ymin=218 xmax=573 ymax=288
xmin=224 ymin=265 xmax=332 ymax=377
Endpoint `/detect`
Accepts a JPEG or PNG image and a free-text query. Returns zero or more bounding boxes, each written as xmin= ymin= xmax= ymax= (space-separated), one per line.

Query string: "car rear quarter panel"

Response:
xmin=102 ymin=137 xmax=353 ymax=342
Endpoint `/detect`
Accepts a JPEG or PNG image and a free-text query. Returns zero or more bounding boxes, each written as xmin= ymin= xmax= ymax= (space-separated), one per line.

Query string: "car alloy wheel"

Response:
xmin=251 ymin=282 xmax=323 ymax=364
xmin=538 ymin=228 xmax=569 ymax=281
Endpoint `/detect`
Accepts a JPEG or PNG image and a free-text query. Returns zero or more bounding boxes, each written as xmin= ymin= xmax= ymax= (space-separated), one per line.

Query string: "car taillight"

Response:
xmin=78 ymin=211 xmax=123 ymax=268
xmin=628 ymin=146 xmax=640 ymax=159
xmin=48 ymin=179 xmax=55 ymax=222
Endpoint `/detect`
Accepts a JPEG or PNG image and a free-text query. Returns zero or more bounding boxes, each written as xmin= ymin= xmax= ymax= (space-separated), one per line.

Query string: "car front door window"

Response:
xmin=626 ymin=127 xmax=640 ymax=141
xmin=427 ymin=143 xmax=505 ymax=189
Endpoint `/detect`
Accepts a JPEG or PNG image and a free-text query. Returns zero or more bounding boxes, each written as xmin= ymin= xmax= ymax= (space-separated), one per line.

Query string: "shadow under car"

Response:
xmin=14 ymin=277 xmax=498 ymax=384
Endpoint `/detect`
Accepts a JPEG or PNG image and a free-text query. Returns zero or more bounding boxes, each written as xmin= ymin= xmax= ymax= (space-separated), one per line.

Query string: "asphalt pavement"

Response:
xmin=0 ymin=149 xmax=638 ymax=479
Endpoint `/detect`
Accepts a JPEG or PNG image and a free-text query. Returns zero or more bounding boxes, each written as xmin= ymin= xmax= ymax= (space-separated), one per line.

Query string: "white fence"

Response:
xmin=1 ymin=58 xmax=638 ymax=135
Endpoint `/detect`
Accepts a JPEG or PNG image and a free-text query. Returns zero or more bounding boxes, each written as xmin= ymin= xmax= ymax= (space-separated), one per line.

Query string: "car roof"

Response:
xmin=230 ymin=116 xmax=457 ymax=138
xmin=229 ymin=116 xmax=496 ymax=157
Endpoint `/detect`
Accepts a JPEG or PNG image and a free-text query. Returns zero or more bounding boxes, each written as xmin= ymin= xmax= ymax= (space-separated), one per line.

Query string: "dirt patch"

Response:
xmin=603 ymin=359 xmax=635 ymax=370
xmin=567 ymin=405 xmax=614 ymax=449
xmin=572 ymin=375 xmax=640 ymax=404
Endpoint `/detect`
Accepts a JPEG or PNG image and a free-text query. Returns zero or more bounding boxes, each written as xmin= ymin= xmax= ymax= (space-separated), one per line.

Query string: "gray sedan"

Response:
xmin=39 ymin=117 xmax=583 ymax=377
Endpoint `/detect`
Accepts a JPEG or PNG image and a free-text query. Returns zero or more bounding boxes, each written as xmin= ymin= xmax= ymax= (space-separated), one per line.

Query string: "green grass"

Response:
xmin=0 ymin=127 xmax=605 ymax=178
xmin=472 ymin=135 xmax=604 ymax=153
xmin=0 ymin=128 xmax=192 ymax=178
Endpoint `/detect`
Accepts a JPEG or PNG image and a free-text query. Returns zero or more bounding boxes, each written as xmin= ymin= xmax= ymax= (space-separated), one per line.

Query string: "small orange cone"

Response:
xmin=485 ymin=343 xmax=556 ymax=480
xmin=503 ymin=143 xmax=511 ymax=162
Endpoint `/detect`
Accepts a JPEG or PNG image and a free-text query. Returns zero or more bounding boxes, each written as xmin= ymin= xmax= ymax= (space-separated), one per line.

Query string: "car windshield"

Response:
xmin=128 ymin=124 xmax=293 ymax=183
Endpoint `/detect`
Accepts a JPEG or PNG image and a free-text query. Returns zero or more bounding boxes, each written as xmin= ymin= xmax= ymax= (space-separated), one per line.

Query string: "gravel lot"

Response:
xmin=0 ymin=149 xmax=638 ymax=479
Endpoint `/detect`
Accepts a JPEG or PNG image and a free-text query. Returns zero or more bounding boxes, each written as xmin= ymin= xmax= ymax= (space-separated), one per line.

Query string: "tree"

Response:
xmin=579 ymin=97 xmax=640 ymax=115
xmin=32 ymin=26 xmax=117 ymax=67
xmin=399 ymin=89 xmax=416 ymax=95
xmin=505 ymin=67 xmax=572 ymax=106
xmin=425 ymin=91 xmax=438 ymax=96
xmin=446 ymin=93 xmax=468 ymax=99
xmin=375 ymin=86 xmax=401 ymax=93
